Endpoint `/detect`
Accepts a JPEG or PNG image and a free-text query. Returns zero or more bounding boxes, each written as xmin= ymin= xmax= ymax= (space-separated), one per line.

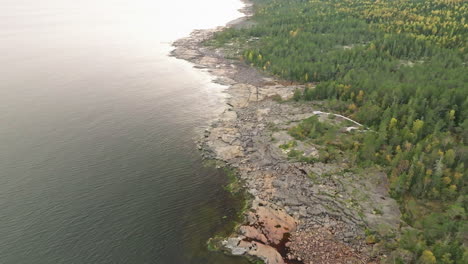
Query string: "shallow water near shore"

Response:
xmin=0 ymin=0 xmax=250 ymax=263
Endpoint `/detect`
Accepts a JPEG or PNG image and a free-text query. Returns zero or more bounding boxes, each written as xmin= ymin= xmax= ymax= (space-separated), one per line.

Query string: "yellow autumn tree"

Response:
xmin=419 ymin=250 xmax=436 ymax=264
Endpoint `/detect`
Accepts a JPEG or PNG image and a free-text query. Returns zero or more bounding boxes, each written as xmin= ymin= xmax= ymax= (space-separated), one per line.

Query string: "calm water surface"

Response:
xmin=0 ymin=0 xmax=249 ymax=263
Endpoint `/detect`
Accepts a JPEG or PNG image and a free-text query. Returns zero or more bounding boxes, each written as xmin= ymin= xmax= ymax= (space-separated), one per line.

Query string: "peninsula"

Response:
xmin=173 ymin=0 xmax=467 ymax=263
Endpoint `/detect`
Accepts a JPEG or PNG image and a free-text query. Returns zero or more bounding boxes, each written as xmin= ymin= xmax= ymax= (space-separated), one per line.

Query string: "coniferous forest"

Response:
xmin=211 ymin=0 xmax=467 ymax=263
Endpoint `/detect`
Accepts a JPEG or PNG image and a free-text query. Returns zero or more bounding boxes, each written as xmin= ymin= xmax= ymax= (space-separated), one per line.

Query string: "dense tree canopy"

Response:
xmin=212 ymin=0 xmax=467 ymax=263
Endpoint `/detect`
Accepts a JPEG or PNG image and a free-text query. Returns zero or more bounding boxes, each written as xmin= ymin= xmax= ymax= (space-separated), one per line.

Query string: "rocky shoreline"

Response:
xmin=171 ymin=3 xmax=401 ymax=264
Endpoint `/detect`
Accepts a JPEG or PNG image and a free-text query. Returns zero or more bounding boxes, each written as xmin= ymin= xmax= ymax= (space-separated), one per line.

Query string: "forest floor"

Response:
xmin=171 ymin=3 xmax=401 ymax=264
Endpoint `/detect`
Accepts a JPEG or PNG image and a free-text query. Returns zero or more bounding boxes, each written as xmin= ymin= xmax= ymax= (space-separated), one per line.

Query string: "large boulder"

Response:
xmin=247 ymin=200 xmax=296 ymax=244
xmin=215 ymin=145 xmax=244 ymax=160
xmin=223 ymin=238 xmax=284 ymax=264
xmin=239 ymin=226 xmax=268 ymax=244
xmin=239 ymin=240 xmax=284 ymax=264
